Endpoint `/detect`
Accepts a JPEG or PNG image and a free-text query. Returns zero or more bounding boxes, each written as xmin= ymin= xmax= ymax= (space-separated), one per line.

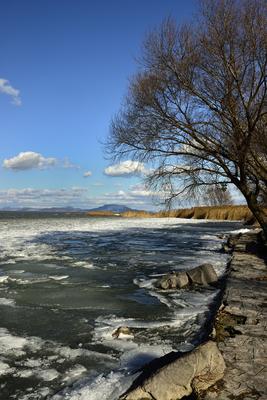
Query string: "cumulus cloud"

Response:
xmin=83 ymin=171 xmax=92 ymax=177
xmin=0 ymin=188 xmax=80 ymax=209
xmin=2 ymin=152 xmax=80 ymax=171
xmin=0 ymin=187 xmax=89 ymax=209
xmin=91 ymin=184 xmax=161 ymax=209
xmin=129 ymin=186 xmax=156 ymax=197
xmin=3 ymin=152 xmax=57 ymax=171
xmin=0 ymin=185 xmax=159 ymax=210
xmin=104 ymin=160 xmax=147 ymax=177
xmin=0 ymin=78 xmax=21 ymax=106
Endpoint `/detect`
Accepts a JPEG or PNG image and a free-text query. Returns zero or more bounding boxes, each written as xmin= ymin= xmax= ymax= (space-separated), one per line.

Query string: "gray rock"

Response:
xmin=157 ymin=272 xmax=189 ymax=289
xmin=175 ymin=271 xmax=189 ymax=288
xmin=112 ymin=326 xmax=134 ymax=338
xmin=120 ymin=341 xmax=225 ymax=400
xmin=168 ymin=274 xmax=179 ymax=289
xmin=187 ymin=263 xmax=218 ymax=285
xmin=157 ymin=275 xmax=172 ymax=289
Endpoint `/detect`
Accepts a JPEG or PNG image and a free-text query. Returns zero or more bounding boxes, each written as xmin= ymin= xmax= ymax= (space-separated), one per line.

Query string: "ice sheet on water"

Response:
xmin=0 ymin=327 xmax=29 ymax=356
xmin=228 ymin=228 xmax=251 ymax=234
xmin=0 ymin=326 xmax=115 ymax=366
xmin=51 ymin=371 xmax=141 ymax=400
xmin=0 ymin=217 xmax=209 ymax=266
xmin=0 ymin=361 xmax=15 ymax=376
xmin=36 ymin=368 xmax=59 ymax=381
xmin=0 ymin=297 xmax=16 ymax=306
xmin=73 ymin=261 xmax=96 ymax=269
xmin=17 ymin=387 xmax=51 ymax=400
xmin=62 ymin=365 xmax=87 ymax=383
xmin=133 ymin=277 xmax=157 ymax=289
xmin=0 ymin=216 xmax=238 ymax=399
xmin=49 ymin=275 xmax=69 ymax=281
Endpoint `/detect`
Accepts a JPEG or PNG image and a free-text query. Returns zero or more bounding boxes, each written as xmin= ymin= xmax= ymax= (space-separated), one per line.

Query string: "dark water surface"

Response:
xmin=0 ymin=213 xmax=241 ymax=400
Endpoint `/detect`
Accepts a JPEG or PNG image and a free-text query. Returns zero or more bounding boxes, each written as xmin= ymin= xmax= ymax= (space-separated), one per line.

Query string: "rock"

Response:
xmin=157 ymin=272 xmax=189 ymax=290
xmin=210 ymin=327 xmax=217 ymax=339
xmin=112 ymin=326 xmax=134 ymax=338
xmin=226 ymin=235 xmax=240 ymax=249
xmin=120 ymin=341 xmax=225 ymax=400
xmin=157 ymin=276 xmax=171 ymax=289
xmin=187 ymin=263 xmax=218 ymax=285
xmin=175 ymin=272 xmax=189 ymax=288
xmin=156 ymin=264 xmax=217 ymax=290
xmin=168 ymin=274 xmax=179 ymax=289
xmin=222 ymin=243 xmax=231 ymax=253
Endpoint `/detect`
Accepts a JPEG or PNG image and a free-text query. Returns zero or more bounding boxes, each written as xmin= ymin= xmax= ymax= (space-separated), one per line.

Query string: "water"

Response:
xmin=0 ymin=213 xmax=241 ymax=399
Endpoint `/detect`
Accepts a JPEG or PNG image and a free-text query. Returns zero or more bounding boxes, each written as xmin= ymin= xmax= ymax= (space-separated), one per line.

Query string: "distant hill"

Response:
xmin=0 ymin=204 xmax=138 ymax=213
xmin=87 ymin=204 xmax=134 ymax=213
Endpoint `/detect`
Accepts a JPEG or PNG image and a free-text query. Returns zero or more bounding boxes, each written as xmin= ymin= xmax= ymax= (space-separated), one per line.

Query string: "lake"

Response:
xmin=0 ymin=213 xmax=241 ymax=400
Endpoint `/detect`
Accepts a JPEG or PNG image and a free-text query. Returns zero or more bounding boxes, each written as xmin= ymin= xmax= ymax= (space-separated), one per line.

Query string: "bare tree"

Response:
xmin=107 ymin=0 xmax=267 ymax=237
xmin=203 ymin=184 xmax=233 ymax=206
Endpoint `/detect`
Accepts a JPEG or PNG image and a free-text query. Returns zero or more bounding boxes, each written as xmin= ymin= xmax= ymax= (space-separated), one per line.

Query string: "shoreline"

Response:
xmin=119 ymin=229 xmax=267 ymax=400
xmin=86 ymin=205 xmax=265 ymax=223
xmin=1 ymin=217 xmax=264 ymax=399
xmin=203 ymin=230 xmax=267 ymax=400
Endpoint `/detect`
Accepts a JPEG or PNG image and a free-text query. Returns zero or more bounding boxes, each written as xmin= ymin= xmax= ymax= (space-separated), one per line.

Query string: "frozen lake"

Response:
xmin=0 ymin=214 xmax=241 ymax=399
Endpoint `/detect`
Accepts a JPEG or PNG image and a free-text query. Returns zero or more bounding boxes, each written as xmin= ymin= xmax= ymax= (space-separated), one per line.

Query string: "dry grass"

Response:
xmin=121 ymin=210 xmax=156 ymax=218
xmin=87 ymin=211 xmax=120 ymax=217
xmin=156 ymin=205 xmax=253 ymax=221
xmin=87 ymin=205 xmax=266 ymax=222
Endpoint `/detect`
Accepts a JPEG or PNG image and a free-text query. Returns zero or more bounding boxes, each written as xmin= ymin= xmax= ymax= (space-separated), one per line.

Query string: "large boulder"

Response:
xmin=175 ymin=272 xmax=189 ymax=288
xmin=157 ymin=272 xmax=189 ymax=290
xmin=187 ymin=263 xmax=218 ymax=285
xmin=157 ymin=275 xmax=171 ymax=290
xmin=120 ymin=341 xmax=225 ymax=400
xmin=157 ymin=265 xmax=217 ymax=289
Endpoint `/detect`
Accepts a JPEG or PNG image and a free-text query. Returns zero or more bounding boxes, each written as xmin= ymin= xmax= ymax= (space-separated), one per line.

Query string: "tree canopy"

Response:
xmin=107 ymin=0 xmax=267 ymax=236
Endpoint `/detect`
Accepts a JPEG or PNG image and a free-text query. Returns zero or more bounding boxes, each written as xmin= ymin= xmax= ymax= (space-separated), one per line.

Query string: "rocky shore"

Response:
xmin=203 ymin=231 xmax=267 ymax=400
xmin=119 ymin=230 xmax=267 ymax=400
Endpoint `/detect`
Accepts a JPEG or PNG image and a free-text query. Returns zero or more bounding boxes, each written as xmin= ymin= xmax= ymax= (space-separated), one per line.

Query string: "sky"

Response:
xmin=0 ymin=0 xmax=201 ymax=210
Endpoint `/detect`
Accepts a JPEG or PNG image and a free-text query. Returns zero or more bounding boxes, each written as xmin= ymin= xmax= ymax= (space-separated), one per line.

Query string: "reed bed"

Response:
xmin=87 ymin=205 xmax=266 ymax=222
xmin=156 ymin=205 xmax=253 ymax=221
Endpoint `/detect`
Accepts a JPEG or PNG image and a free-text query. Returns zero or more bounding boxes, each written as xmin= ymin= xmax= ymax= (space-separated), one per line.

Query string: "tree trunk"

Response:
xmin=245 ymin=196 xmax=267 ymax=241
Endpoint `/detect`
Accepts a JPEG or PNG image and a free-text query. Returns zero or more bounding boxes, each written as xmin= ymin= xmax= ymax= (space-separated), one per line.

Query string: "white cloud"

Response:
xmin=0 ymin=78 xmax=21 ymax=106
xmin=91 ymin=184 xmax=161 ymax=209
xmin=124 ymin=183 xmax=157 ymax=198
xmin=3 ymin=152 xmax=57 ymax=171
xmin=104 ymin=160 xmax=147 ymax=177
xmin=63 ymin=158 xmax=80 ymax=169
xmin=83 ymin=171 xmax=92 ymax=177
xmin=0 ymin=188 xmax=89 ymax=209
xmin=2 ymin=152 xmax=80 ymax=171
xmin=0 ymin=185 xmax=159 ymax=210
xmin=129 ymin=188 xmax=155 ymax=197
xmin=0 ymin=183 xmax=244 ymax=210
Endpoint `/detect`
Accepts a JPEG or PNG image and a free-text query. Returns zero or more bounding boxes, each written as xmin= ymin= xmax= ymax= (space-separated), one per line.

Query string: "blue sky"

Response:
xmin=0 ymin=0 xmax=199 ymax=209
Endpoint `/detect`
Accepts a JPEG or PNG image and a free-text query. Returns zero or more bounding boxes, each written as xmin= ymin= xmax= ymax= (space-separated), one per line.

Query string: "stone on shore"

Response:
xmin=112 ymin=326 xmax=134 ymax=338
xmin=157 ymin=264 xmax=218 ymax=289
xmin=187 ymin=263 xmax=218 ymax=285
xmin=120 ymin=341 xmax=225 ymax=400
xmin=158 ymin=271 xmax=189 ymax=289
